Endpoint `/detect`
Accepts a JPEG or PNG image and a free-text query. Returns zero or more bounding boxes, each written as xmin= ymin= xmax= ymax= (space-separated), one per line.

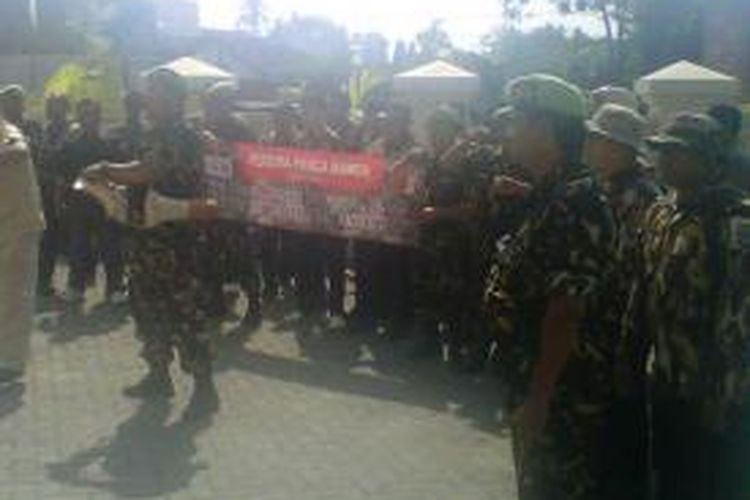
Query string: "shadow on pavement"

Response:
xmin=0 ymin=383 xmax=25 ymax=421
xmin=46 ymin=400 xmax=213 ymax=498
xmin=214 ymin=325 xmax=505 ymax=434
xmin=38 ymin=302 xmax=130 ymax=342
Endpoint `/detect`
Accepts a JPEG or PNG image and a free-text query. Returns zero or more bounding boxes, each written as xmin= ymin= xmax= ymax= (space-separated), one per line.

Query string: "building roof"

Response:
xmin=393 ymin=60 xmax=480 ymax=98
xmin=639 ymin=60 xmax=737 ymax=82
xmin=395 ymin=60 xmax=478 ymax=80
xmin=636 ymin=60 xmax=741 ymax=98
xmin=154 ymin=56 xmax=234 ymax=81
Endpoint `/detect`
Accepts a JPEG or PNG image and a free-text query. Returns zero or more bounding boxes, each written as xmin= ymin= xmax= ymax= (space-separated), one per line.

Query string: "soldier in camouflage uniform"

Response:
xmin=81 ymin=69 xmax=220 ymax=418
xmin=638 ymin=114 xmax=750 ymax=500
xmin=583 ymin=103 xmax=661 ymax=499
xmin=484 ymin=75 xmax=616 ymax=500
xmin=201 ymin=82 xmax=263 ymax=331
xmin=412 ymin=108 xmax=504 ymax=368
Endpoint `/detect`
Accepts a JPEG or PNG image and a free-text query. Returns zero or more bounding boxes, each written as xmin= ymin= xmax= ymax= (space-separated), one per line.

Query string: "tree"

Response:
xmin=267 ymin=15 xmax=352 ymax=81
xmin=498 ymin=0 xmax=709 ymax=83
xmin=414 ymin=20 xmax=454 ymax=61
xmin=500 ymin=0 xmax=635 ymax=81
xmin=483 ymin=25 xmax=611 ymax=88
xmin=633 ymin=0 xmax=704 ymax=72
xmin=392 ymin=40 xmax=409 ymax=68
xmin=270 ymin=15 xmax=350 ymax=61
xmin=351 ymin=33 xmax=389 ymax=68
xmin=237 ymin=0 xmax=266 ymax=36
xmin=557 ymin=0 xmax=635 ymax=81
xmin=99 ymin=0 xmax=158 ymax=90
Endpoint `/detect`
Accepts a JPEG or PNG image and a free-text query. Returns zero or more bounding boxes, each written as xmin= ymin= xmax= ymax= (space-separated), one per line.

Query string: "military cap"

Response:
xmin=587 ymin=103 xmax=648 ymax=152
xmin=646 ymin=113 xmax=724 ymax=159
xmin=0 ymin=84 xmax=25 ymax=101
xmin=144 ymin=68 xmax=187 ymax=99
xmin=590 ymin=85 xmax=640 ymax=113
xmin=505 ymin=74 xmax=587 ymax=120
xmin=204 ymin=81 xmax=239 ymax=103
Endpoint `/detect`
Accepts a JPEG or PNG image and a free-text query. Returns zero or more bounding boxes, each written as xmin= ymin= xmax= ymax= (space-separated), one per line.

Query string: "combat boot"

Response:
xmin=123 ymin=365 xmax=175 ymax=400
xmin=183 ymin=369 xmax=220 ymax=420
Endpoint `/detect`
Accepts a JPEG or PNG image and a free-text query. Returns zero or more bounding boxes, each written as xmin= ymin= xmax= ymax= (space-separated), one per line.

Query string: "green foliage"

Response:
xmin=497 ymin=0 xmax=707 ymax=83
xmin=633 ymin=0 xmax=704 ymax=72
xmin=415 ymin=21 xmax=454 ymax=61
xmin=349 ymin=68 xmax=386 ymax=113
xmin=44 ymin=59 xmax=124 ymax=122
xmin=483 ymin=26 xmax=611 ymax=87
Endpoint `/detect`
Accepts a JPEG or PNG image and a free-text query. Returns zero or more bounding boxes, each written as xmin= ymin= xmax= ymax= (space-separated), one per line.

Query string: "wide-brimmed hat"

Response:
xmin=591 ymin=86 xmax=640 ymax=112
xmin=646 ymin=113 xmax=723 ymax=158
xmin=586 ymin=103 xmax=648 ymax=152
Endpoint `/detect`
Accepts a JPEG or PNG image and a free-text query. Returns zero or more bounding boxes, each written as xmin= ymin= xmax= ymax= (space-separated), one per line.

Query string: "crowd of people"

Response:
xmin=1 ymin=66 xmax=750 ymax=500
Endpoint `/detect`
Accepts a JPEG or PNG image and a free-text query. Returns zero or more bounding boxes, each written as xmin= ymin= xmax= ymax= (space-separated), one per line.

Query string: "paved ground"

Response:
xmin=0 ymin=284 xmax=516 ymax=500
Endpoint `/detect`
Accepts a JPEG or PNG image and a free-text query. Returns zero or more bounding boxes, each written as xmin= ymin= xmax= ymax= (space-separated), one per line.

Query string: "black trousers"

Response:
xmin=354 ymin=241 xmax=414 ymax=330
xmin=653 ymin=397 xmax=750 ymax=500
xmin=602 ymin=396 xmax=650 ymax=500
xmin=38 ymin=182 xmax=62 ymax=294
xmin=66 ymin=192 xmax=124 ymax=296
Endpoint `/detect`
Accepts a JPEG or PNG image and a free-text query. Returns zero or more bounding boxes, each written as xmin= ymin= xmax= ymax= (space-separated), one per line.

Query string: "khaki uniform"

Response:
xmin=0 ymin=120 xmax=44 ymax=371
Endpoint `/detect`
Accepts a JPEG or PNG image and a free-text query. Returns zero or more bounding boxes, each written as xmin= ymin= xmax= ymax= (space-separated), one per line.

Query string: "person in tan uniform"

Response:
xmin=0 ymin=109 xmax=45 ymax=384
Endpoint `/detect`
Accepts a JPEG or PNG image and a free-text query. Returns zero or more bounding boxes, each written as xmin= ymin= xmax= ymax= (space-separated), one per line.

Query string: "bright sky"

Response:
xmin=198 ymin=0 xmax=597 ymax=49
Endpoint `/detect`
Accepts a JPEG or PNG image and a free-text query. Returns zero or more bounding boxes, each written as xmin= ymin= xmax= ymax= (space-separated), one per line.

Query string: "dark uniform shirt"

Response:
xmin=59 ymin=130 xmax=116 ymax=186
xmin=641 ymin=187 xmax=750 ymax=428
xmin=37 ymin=120 xmax=70 ymax=184
xmin=16 ymin=119 xmax=43 ymax=165
xmin=484 ymin=172 xmax=616 ymax=407
xmin=418 ymin=139 xmax=505 ymax=303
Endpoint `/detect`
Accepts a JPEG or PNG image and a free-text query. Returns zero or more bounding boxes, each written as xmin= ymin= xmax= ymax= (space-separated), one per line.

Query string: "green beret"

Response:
xmin=505 ymin=74 xmax=586 ymax=120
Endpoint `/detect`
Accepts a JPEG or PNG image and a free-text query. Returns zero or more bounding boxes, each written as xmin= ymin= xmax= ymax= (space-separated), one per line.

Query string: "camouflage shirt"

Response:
xmin=484 ymin=172 xmax=616 ymax=407
xmin=641 ymin=187 xmax=750 ymax=425
xmin=143 ymin=122 xmax=205 ymax=200
xmin=417 ymin=140 xmax=505 ymax=298
xmin=600 ymin=167 xmax=662 ymax=395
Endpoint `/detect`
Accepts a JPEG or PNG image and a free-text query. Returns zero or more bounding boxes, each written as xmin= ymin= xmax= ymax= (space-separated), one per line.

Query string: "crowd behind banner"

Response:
xmin=1 ymin=68 xmax=750 ymax=500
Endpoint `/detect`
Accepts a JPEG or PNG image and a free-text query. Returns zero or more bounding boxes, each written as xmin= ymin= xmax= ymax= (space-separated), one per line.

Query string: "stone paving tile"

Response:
xmin=0 ymin=284 xmax=516 ymax=500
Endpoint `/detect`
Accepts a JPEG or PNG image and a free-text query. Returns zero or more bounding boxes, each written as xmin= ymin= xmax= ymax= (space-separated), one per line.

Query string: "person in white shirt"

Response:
xmin=0 ymin=113 xmax=44 ymax=384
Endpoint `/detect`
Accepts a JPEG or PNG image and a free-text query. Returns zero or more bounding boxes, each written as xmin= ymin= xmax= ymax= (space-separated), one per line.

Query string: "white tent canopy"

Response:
xmin=393 ymin=60 xmax=480 ymax=145
xmin=144 ymin=57 xmax=235 ymax=87
xmin=635 ymin=60 xmax=741 ymax=125
xmin=393 ymin=60 xmax=480 ymax=98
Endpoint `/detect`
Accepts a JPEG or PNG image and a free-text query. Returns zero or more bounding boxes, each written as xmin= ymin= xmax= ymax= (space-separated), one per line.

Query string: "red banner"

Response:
xmin=234 ymin=143 xmax=385 ymax=194
xmin=205 ymin=143 xmax=419 ymax=246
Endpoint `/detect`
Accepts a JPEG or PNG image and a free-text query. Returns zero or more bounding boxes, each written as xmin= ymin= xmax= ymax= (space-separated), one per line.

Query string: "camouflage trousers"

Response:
xmin=514 ymin=400 xmax=609 ymax=500
xmin=129 ymin=224 xmax=212 ymax=375
xmin=199 ymin=220 xmax=261 ymax=318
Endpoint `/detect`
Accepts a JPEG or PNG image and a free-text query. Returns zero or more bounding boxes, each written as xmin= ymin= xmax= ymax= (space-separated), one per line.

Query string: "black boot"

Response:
xmin=123 ymin=367 xmax=175 ymax=400
xmin=183 ymin=371 xmax=220 ymax=420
